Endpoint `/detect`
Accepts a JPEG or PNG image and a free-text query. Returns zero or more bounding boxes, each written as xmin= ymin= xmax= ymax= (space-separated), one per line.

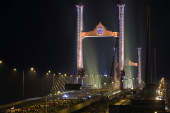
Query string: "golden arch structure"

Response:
xmin=76 ymin=4 xmax=126 ymax=89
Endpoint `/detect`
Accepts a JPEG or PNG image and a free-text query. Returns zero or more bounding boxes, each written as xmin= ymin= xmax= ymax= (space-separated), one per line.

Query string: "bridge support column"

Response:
xmin=76 ymin=4 xmax=84 ymax=74
xmin=118 ymin=4 xmax=125 ymax=89
xmin=138 ymin=47 xmax=141 ymax=88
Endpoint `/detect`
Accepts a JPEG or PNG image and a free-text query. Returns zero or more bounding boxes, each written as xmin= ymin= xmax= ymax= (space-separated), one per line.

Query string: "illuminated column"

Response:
xmin=76 ymin=4 xmax=84 ymax=72
xmin=118 ymin=4 xmax=125 ymax=72
xmin=82 ymin=79 xmax=83 ymax=87
xmin=113 ymin=47 xmax=117 ymax=88
xmin=118 ymin=4 xmax=125 ymax=89
xmin=138 ymin=47 xmax=141 ymax=88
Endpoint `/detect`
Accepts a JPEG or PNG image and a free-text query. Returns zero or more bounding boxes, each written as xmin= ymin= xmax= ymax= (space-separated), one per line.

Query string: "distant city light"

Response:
xmin=31 ymin=68 xmax=34 ymax=71
xmin=59 ymin=73 xmax=61 ymax=75
xmin=53 ymin=74 xmax=55 ymax=76
xmin=47 ymin=73 xmax=48 ymax=75
xmin=34 ymin=71 xmax=36 ymax=73
xmin=0 ymin=61 xmax=2 ymax=63
xmin=112 ymin=82 xmax=113 ymax=84
xmin=104 ymin=83 xmax=106 ymax=84
xmin=48 ymin=70 xmax=51 ymax=73
xmin=14 ymin=68 xmax=16 ymax=71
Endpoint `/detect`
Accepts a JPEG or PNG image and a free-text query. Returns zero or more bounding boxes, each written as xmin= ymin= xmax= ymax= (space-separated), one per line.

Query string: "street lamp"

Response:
xmin=53 ymin=74 xmax=55 ymax=91
xmin=0 ymin=61 xmax=2 ymax=63
xmin=48 ymin=70 xmax=51 ymax=73
xmin=23 ymin=68 xmax=34 ymax=101
xmin=14 ymin=68 xmax=16 ymax=71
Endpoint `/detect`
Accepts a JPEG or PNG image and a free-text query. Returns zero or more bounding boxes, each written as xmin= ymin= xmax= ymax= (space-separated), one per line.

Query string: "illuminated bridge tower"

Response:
xmin=118 ymin=4 xmax=125 ymax=89
xmin=76 ymin=4 xmax=85 ymax=86
xmin=138 ymin=47 xmax=141 ymax=88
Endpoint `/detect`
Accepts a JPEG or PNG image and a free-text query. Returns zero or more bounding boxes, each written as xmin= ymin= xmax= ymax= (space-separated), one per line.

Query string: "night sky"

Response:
xmin=0 ymin=0 xmax=169 ymax=105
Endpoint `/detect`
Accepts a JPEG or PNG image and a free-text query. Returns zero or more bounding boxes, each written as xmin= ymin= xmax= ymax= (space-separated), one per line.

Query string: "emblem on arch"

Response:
xmin=97 ymin=25 xmax=104 ymax=35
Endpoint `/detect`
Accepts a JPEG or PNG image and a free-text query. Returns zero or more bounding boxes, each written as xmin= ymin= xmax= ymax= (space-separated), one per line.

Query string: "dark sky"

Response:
xmin=0 ymin=0 xmax=169 ymax=105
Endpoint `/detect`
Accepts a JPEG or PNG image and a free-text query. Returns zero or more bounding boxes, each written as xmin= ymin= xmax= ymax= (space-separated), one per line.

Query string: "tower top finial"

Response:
xmin=76 ymin=3 xmax=84 ymax=8
xmin=117 ymin=3 xmax=125 ymax=7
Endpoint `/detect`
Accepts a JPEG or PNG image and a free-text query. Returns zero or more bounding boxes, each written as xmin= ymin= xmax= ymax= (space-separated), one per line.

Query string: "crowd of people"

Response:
xmin=4 ymin=99 xmax=86 ymax=113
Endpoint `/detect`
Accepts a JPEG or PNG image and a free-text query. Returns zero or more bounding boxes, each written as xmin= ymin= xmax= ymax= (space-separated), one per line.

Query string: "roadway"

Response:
xmin=75 ymin=90 xmax=133 ymax=113
xmin=100 ymin=93 xmax=133 ymax=113
xmin=1 ymin=89 xmax=112 ymax=112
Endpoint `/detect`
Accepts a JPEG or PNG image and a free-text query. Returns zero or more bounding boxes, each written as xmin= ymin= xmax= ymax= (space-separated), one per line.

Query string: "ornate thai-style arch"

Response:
xmin=81 ymin=22 xmax=119 ymax=38
xmin=76 ymin=4 xmax=126 ymax=89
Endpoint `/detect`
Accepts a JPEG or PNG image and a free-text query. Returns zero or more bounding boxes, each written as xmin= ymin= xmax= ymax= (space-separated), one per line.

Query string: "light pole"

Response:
xmin=23 ymin=71 xmax=24 ymax=101
xmin=53 ymin=74 xmax=55 ymax=93
xmin=23 ymin=68 xmax=34 ymax=101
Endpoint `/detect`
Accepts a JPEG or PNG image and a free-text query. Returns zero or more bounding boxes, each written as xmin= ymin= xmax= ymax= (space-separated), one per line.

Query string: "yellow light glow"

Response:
xmin=14 ymin=68 xmax=16 ymax=71
xmin=104 ymin=83 xmax=106 ymax=84
xmin=59 ymin=73 xmax=61 ymax=75
xmin=122 ymin=80 xmax=123 ymax=81
xmin=133 ymin=78 xmax=134 ymax=79
xmin=94 ymin=85 xmax=96 ymax=86
xmin=53 ymin=74 xmax=55 ymax=76
xmin=64 ymin=74 xmax=66 ymax=76
xmin=31 ymin=68 xmax=34 ymax=71
xmin=47 ymin=73 xmax=48 ymax=75
xmin=48 ymin=70 xmax=51 ymax=73
xmin=112 ymin=82 xmax=113 ymax=83
xmin=34 ymin=71 xmax=36 ymax=73
xmin=0 ymin=61 xmax=2 ymax=63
